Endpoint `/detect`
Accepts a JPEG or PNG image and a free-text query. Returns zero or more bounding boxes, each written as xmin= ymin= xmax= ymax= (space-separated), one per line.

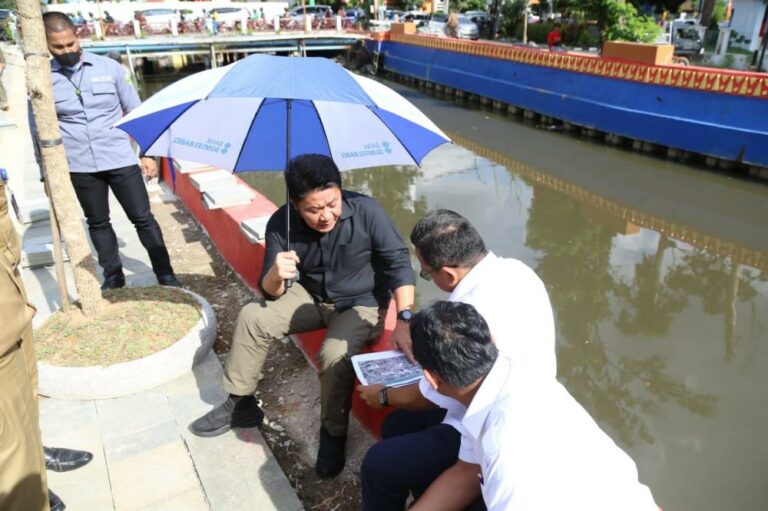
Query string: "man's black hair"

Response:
xmin=411 ymin=301 xmax=498 ymax=388
xmin=410 ymin=209 xmax=487 ymax=270
xmin=43 ymin=12 xmax=76 ymax=34
xmin=285 ymin=154 xmax=342 ymax=201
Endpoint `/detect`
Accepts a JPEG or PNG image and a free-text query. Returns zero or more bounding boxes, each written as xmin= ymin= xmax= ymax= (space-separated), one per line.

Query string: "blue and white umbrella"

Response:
xmin=116 ymin=54 xmax=450 ymax=172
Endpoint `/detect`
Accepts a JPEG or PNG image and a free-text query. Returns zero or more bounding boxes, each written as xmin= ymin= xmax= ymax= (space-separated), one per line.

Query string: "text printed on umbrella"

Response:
xmin=341 ymin=141 xmax=393 ymax=159
xmin=173 ymin=137 xmax=233 ymax=155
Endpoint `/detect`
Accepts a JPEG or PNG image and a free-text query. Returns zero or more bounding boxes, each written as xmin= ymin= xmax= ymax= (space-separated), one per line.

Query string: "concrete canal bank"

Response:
xmin=373 ymin=32 xmax=768 ymax=177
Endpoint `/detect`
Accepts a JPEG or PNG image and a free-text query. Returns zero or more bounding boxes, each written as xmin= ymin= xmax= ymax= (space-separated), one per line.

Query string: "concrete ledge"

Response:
xmin=38 ymin=289 xmax=218 ymax=400
xmin=240 ymin=216 xmax=270 ymax=243
xmin=202 ymin=185 xmax=254 ymax=210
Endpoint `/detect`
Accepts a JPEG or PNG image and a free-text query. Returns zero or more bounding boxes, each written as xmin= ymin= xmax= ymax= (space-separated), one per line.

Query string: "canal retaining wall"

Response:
xmin=374 ymin=34 xmax=768 ymax=175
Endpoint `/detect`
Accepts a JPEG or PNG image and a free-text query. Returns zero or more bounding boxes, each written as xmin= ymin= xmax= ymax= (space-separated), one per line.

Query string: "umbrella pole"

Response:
xmin=284 ymin=99 xmax=293 ymax=289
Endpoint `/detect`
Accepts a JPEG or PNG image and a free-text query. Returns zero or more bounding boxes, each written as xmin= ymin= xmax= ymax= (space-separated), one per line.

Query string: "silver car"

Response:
xmin=419 ymin=14 xmax=479 ymax=40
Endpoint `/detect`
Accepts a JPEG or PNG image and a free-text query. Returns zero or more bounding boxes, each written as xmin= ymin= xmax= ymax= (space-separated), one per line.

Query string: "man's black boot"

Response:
xmin=100 ymin=272 xmax=125 ymax=291
xmin=315 ymin=426 xmax=346 ymax=478
xmin=157 ymin=273 xmax=182 ymax=288
xmin=189 ymin=394 xmax=264 ymax=437
xmin=44 ymin=446 xmax=94 ymax=472
xmin=49 ymin=489 xmax=66 ymax=511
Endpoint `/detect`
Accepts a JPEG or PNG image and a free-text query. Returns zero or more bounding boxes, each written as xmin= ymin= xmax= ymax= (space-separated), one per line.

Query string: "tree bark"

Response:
xmin=16 ymin=0 xmax=103 ymax=316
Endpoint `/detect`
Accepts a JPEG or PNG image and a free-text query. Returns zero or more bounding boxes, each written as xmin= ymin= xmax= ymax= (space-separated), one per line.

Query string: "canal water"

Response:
xmin=144 ymin=71 xmax=768 ymax=511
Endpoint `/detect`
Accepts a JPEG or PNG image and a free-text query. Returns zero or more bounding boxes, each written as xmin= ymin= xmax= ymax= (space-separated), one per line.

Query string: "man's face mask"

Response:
xmin=54 ymin=49 xmax=81 ymax=68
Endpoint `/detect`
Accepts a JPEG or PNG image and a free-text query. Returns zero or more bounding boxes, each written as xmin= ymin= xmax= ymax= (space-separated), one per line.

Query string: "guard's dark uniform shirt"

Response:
xmin=260 ymin=190 xmax=414 ymax=310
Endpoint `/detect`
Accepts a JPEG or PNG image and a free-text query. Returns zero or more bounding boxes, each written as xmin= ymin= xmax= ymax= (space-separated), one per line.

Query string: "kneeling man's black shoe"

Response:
xmin=100 ymin=273 xmax=125 ymax=291
xmin=189 ymin=394 xmax=264 ymax=437
xmin=44 ymin=446 xmax=94 ymax=472
xmin=315 ymin=426 xmax=346 ymax=478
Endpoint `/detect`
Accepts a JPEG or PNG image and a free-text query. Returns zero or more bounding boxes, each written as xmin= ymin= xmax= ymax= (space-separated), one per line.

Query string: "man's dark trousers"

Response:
xmin=360 ymin=409 xmax=457 ymax=510
xmin=70 ymin=164 xmax=173 ymax=280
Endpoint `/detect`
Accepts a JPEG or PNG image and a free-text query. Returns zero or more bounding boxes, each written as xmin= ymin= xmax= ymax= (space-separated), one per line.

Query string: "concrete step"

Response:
xmin=174 ymin=159 xmax=218 ymax=175
xmin=21 ymin=240 xmax=69 ymax=268
xmin=202 ymin=185 xmax=254 ymax=210
xmin=239 ymin=216 xmax=270 ymax=244
xmin=189 ymin=169 xmax=237 ymax=192
xmin=18 ymin=196 xmax=51 ymax=225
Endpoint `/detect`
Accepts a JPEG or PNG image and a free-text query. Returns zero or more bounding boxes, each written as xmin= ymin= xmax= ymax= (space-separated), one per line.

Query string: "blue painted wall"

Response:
xmin=378 ymin=41 xmax=768 ymax=167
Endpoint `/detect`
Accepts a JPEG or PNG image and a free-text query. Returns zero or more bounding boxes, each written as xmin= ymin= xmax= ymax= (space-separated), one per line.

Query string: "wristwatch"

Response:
xmin=378 ymin=387 xmax=389 ymax=407
xmin=397 ymin=309 xmax=413 ymax=323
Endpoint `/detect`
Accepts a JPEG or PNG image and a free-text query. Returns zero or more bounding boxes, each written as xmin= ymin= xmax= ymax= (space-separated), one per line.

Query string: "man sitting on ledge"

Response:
xmin=190 ymin=154 xmax=416 ymax=478
xmin=404 ymin=301 xmax=659 ymax=511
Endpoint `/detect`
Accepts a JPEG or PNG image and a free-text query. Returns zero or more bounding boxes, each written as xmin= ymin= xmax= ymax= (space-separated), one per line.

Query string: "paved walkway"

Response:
xmin=1 ymin=42 xmax=303 ymax=511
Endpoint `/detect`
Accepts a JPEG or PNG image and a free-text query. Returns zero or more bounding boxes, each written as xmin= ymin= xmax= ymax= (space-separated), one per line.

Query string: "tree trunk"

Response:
xmin=16 ymin=0 xmax=103 ymax=316
xmin=699 ymin=0 xmax=716 ymax=27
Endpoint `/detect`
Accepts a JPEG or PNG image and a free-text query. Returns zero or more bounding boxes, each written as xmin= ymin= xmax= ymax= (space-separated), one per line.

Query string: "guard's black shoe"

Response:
xmin=315 ymin=426 xmax=346 ymax=478
xmin=100 ymin=273 xmax=126 ymax=291
xmin=157 ymin=273 xmax=182 ymax=288
xmin=49 ymin=489 xmax=66 ymax=511
xmin=189 ymin=394 xmax=264 ymax=437
xmin=44 ymin=446 xmax=94 ymax=472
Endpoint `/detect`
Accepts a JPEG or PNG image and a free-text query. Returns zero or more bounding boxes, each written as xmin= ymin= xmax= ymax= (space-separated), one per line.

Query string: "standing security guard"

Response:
xmin=42 ymin=12 xmax=180 ymax=290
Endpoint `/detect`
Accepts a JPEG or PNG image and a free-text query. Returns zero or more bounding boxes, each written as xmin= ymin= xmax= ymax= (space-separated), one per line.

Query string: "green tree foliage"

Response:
xmin=499 ymin=0 xmax=526 ymax=38
xmin=0 ymin=0 xmax=16 ymax=10
xmin=601 ymin=0 xmax=661 ymax=42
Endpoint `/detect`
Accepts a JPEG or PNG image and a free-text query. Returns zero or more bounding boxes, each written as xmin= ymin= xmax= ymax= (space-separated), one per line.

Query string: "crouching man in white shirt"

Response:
xmin=408 ymin=301 xmax=660 ymax=511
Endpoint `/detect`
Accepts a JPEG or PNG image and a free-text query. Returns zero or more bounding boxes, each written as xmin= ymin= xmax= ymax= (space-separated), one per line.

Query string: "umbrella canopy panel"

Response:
xmin=117 ymin=54 xmax=450 ymax=173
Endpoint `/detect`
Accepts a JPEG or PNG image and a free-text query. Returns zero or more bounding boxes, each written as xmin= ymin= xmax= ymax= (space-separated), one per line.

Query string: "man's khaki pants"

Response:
xmin=223 ymin=283 xmax=384 ymax=438
xmin=0 ymin=325 xmax=49 ymax=511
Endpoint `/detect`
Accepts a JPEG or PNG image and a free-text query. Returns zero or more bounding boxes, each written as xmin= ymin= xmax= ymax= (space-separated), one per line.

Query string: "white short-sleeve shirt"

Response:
xmin=463 ymin=357 xmax=659 ymax=511
xmin=418 ymin=252 xmax=557 ymax=459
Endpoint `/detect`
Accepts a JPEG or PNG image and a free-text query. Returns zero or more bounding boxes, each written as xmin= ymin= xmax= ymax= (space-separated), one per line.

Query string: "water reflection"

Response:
xmin=407 ymin=133 xmax=768 ymax=510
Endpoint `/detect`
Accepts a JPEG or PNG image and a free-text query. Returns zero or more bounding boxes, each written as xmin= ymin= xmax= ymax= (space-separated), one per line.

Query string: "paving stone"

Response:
xmin=97 ymin=389 xmax=174 ymax=444
xmin=183 ymin=429 xmax=303 ymax=511
xmin=109 ymin=441 xmax=202 ymax=511
xmin=134 ymin=488 xmax=209 ymax=511
xmin=104 ymin=420 xmax=180 ymax=464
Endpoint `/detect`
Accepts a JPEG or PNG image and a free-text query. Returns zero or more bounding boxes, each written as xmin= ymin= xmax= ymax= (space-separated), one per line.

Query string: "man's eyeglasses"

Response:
xmin=419 ymin=268 xmax=437 ymax=281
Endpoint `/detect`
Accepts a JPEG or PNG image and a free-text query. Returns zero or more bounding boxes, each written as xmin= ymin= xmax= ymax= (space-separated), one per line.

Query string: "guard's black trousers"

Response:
xmin=70 ymin=165 xmax=173 ymax=280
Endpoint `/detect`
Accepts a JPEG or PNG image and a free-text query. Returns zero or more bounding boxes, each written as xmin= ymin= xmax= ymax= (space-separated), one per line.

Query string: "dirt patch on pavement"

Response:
xmin=149 ymin=186 xmax=372 ymax=510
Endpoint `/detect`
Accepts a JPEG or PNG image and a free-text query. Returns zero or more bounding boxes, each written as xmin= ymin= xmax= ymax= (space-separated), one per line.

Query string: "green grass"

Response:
xmin=36 ymin=286 xmax=201 ymax=367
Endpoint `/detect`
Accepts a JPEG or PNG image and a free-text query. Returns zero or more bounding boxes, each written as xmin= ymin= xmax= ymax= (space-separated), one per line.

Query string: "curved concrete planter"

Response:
xmin=38 ymin=289 xmax=218 ymax=401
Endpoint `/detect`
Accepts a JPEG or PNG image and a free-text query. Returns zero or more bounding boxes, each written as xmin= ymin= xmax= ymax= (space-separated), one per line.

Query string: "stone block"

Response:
xmin=109 ymin=441 xmax=202 ymax=511
xmin=240 ymin=216 xmax=270 ymax=243
xmin=183 ymin=429 xmax=302 ymax=511
xmin=188 ymin=169 xmax=237 ymax=192
xmin=133 ymin=489 xmax=209 ymax=511
xmin=202 ymin=185 xmax=254 ymax=210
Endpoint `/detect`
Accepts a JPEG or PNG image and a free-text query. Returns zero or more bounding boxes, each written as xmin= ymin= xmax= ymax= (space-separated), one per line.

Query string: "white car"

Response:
xmin=419 ymin=14 xmax=479 ymax=40
xmin=289 ymin=5 xmax=333 ymax=19
xmin=137 ymin=8 xmax=177 ymax=29
xmin=210 ymin=7 xmax=250 ymax=25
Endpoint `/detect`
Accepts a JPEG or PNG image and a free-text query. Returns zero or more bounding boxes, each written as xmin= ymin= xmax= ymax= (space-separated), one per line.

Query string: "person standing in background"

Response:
xmin=43 ymin=12 xmax=180 ymax=290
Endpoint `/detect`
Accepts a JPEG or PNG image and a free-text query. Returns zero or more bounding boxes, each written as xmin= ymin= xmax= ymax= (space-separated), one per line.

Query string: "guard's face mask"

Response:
xmin=54 ymin=50 xmax=81 ymax=67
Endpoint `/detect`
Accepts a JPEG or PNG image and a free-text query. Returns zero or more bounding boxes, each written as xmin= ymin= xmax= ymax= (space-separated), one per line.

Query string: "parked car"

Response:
xmin=463 ymin=10 xmax=489 ymax=26
xmin=418 ymin=14 xmax=479 ymax=40
xmin=137 ymin=8 xmax=177 ymax=28
xmin=289 ymin=5 xmax=333 ymax=19
xmin=403 ymin=11 xmax=430 ymax=24
xmin=210 ymin=7 xmax=250 ymax=25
